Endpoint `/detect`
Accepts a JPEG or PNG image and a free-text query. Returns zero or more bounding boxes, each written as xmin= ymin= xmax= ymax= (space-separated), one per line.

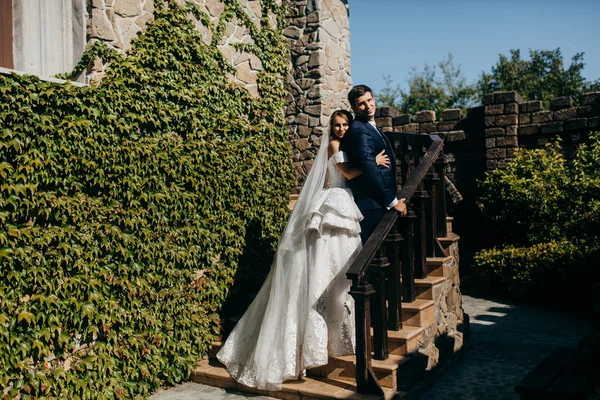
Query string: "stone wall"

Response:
xmin=284 ymin=0 xmax=351 ymax=191
xmin=377 ymin=91 xmax=600 ymax=178
xmin=418 ymin=238 xmax=465 ymax=373
xmin=375 ymin=90 xmax=600 ymax=264
xmin=87 ymin=0 xmax=154 ymax=83
xmin=86 ymin=0 xmax=353 ymax=192
xmin=87 ymin=0 xmax=273 ymax=87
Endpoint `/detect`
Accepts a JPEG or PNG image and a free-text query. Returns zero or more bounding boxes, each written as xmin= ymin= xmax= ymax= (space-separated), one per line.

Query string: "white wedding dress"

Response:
xmin=217 ymin=150 xmax=363 ymax=390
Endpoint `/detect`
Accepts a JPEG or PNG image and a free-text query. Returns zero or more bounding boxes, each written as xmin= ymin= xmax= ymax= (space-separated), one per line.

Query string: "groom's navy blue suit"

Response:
xmin=341 ymin=117 xmax=397 ymax=243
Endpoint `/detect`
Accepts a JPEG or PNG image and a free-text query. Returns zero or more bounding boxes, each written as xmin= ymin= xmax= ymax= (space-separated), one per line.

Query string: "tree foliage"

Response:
xmin=0 ymin=0 xmax=292 ymax=398
xmin=477 ymin=48 xmax=600 ymax=107
xmin=474 ymin=133 xmax=600 ymax=301
xmin=379 ymin=48 xmax=600 ymax=115
xmin=377 ymin=53 xmax=477 ymax=115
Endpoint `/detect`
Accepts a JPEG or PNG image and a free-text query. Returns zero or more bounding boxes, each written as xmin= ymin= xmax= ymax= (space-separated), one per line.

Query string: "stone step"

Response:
xmin=401 ymin=276 xmax=447 ymax=300
xmin=307 ymin=352 xmax=407 ymax=391
xmin=193 ymin=358 xmax=397 ymax=400
xmin=425 ymin=256 xmax=453 ymax=277
xmin=401 ymin=299 xmax=435 ymax=328
xmin=386 ymin=325 xmax=424 ymax=356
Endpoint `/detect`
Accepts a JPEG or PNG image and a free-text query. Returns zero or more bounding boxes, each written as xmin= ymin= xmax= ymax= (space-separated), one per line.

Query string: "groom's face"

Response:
xmin=352 ymin=91 xmax=376 ymax=120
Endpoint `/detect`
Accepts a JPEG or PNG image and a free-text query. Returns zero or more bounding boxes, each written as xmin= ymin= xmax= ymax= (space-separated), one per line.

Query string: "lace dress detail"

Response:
xmin=217 ymin=151 xmax=362 ymax=390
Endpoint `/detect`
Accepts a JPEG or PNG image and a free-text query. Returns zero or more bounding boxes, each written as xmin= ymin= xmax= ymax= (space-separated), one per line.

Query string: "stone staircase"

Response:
xmin=191 ymin=217 xmax=463 ymax=399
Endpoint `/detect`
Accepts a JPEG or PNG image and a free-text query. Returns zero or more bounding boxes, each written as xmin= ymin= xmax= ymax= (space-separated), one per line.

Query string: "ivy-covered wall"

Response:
xmin=87 ymin=0 xmax=354 ymax=193
xmin=0 ymin=0 xmax=292 ymax=397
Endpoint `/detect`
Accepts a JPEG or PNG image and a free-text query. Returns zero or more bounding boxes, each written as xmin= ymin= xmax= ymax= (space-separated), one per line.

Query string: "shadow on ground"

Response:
xmin=417 ymin=294 xmax=592 ymax=400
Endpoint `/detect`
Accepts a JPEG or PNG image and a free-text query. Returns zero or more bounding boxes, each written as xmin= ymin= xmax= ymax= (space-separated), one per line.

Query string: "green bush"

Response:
xmin=0 ymin=0 xmax=292 ymax=398
xmin=474 ymin=132 xmax=600 ymax=301
xmin=474 ymin=239 xmax=596 ymax=301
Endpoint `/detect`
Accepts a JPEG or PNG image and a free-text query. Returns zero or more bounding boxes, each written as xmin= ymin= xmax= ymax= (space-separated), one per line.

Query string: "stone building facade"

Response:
xmin=86 ymin=0 xmax=352 ymax=191
xmin=283 ymin=0 xmax=351 ymax=189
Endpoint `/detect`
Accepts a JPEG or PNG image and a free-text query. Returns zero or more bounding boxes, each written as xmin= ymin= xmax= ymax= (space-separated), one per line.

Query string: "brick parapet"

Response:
xmin=517 ymin=92 xmax=600 ymax=150
xmin=377 ymin=90 xmax=600 ymax=192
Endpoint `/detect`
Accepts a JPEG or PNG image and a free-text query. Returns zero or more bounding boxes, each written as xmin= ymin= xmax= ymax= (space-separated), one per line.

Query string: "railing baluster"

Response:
xmin=435 ymin=153 xmax=448 ymax=238
xmin=411 ymin=189 xmax=428 ymax=279
xmin=385 ymin=221 xmax=403 ymax=330
xmin=346 ymin=133 xmax=446 ymax=395
xmin=369 ymin=248 xmax=389 ymax=360
xmin=400 ymin=212 xmax=416 ymax=303
xmin=424 ymin=171 xmax=438 ymax=257
xmin=349 ymin=280 xmax=384 ymax=395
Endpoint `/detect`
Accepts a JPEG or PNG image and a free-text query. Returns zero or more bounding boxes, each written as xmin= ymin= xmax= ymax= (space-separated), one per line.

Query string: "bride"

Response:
xmin=217 ymin=110 xmax=390 ymax=390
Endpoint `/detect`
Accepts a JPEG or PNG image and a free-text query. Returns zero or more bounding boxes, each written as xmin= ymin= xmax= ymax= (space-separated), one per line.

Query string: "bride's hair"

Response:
xmin=329 ymin=109 xmax=353 ymax=140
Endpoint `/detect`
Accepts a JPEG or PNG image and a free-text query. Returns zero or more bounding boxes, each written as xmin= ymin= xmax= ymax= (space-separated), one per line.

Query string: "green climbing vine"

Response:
xmin=0 ymin=0 xmax=292 ymax=398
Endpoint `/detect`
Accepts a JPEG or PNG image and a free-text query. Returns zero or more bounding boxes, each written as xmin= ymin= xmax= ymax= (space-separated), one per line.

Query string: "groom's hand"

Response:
xmin=393 ymin=198 xmax=407 ymax=216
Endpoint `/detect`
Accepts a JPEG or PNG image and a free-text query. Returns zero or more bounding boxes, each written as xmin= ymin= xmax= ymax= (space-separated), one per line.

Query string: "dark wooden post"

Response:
xmin=411 ymin=190 xmax=428 ymax=279
xmin=350 ymin=281 xmax=384 ymax=395
xmin=385 ymin=220 xmax=403 ymax=330
xmin=369 ymin=248 xmax=389 ymax=360
xmin=435 ymin=153 xmax=448 ymax=238
xmin=399 ymin=212 xmax=416 ymax=302
xmin=424 ymin=171 xmax=438 ymax=257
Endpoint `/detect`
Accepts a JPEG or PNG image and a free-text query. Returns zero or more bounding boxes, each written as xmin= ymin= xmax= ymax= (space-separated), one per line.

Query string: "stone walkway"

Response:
xmin=150 ymin=295 xmax=592 ymax=400
xmin=419 ymin=295 xmax=591 ymax=400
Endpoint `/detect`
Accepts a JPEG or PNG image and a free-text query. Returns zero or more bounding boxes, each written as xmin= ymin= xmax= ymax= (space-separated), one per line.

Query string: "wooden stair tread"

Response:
xmin=437 ymin=232 xmax=460 ymax=243
xmin=401 ymin=299 xmax=435 ymax=311
xmin=387 ymin=325 xmax=424 ymax=341
xmin=425 ymin=256 xmax=452 ymax=265
xmin=331 ymin=353 xmax=407 ymax=373
xmin=413 ymin=276 xmax=446 ymax=286
xmin=194 ymin=358 xmax=395 ymax=399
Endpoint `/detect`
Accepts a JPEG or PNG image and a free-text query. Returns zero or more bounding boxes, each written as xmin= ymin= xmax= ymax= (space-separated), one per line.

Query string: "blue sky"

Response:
xmin=348 ymin=0 xmax=600 ymax=96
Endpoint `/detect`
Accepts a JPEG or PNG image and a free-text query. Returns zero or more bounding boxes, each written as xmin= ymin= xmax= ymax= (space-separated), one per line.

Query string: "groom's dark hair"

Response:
xmin=348 ymin=85 xmax=373 ymax=107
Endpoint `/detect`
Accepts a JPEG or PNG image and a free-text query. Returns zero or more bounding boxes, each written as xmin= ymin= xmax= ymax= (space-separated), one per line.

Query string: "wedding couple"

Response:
xmin=217 ymin=85 xmax=407 ymax=390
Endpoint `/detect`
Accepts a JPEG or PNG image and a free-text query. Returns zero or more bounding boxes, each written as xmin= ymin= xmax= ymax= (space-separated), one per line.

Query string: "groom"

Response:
xmin=341 ymin=84 xmax=407 ymax=243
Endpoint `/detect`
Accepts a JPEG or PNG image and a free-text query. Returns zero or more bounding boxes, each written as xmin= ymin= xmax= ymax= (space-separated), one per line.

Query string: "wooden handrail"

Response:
xmin=347 ymin=134 xmax=444 ymax=282
xmin=346 ymin=132 xmax=446 ymax=396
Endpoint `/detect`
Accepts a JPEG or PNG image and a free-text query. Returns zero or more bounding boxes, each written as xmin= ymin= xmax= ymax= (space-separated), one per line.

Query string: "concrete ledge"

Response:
xmin=0 ymin=67 xmax=86 ymax=87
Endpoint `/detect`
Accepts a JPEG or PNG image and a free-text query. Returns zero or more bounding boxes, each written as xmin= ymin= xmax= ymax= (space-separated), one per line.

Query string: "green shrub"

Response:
xmin=474 ymin=132 xmax=600 ymax=301
xmin=474 ymin=239 xmax=597 ymax=301
xmin=0 ymin=0 xmax=292 ymax=398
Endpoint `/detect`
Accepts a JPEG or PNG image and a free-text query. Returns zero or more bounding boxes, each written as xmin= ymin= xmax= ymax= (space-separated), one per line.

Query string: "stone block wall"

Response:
xmin=377 ymin=90 xmax=600 ymax=265
xmin=86 ymin=0 xmax=353 ymax=192
xmin=284 ymin=0 xmax=351 ymax=191
xmin=87 ymin=0 xmax=272 ymax=88
xmin=374 ymin=104 xmax=487 ymax=206
xmin=88 ymin=0 xmax=154 ymax=83
xmin=376 ymin=90 xmax=600 ymax=194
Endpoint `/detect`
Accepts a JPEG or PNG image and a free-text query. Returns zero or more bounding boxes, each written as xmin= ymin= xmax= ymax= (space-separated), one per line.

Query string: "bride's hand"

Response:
xmin=376 ymin=150 xmax=390 ymax=168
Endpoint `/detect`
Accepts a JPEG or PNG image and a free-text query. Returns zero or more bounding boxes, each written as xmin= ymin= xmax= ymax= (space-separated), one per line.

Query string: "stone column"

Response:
xmin=483 ymin=91 xmax=521 ymax=170
xmin=283 ymin=0 xmax=352 ymax=192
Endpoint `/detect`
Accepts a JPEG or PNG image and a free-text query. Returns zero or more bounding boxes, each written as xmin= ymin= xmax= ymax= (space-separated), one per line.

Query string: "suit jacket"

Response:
xmin=341 ymin=118 xmax=397 ymax=212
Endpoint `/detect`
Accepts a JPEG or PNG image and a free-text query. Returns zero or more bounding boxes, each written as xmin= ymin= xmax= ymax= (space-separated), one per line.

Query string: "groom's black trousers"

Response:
xmin=360 ymin=208 xmax=386 ymax=244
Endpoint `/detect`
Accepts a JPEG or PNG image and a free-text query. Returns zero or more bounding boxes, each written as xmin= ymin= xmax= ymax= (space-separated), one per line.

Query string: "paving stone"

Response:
xmin=419 ymin=295 xmax=591 ymax=400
